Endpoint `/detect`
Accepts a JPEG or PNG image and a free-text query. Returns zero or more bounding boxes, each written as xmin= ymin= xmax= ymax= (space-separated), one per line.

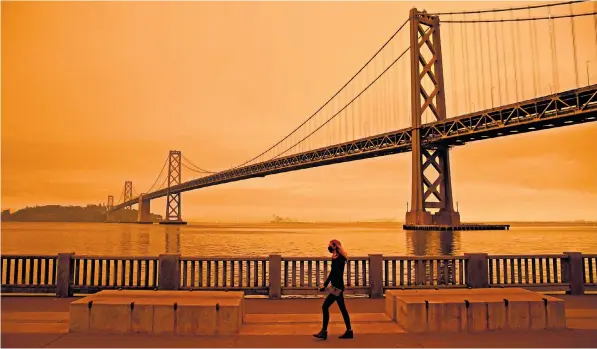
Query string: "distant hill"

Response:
xmin=1 ymin=205 xmax=162 ymax=223
xmin=271 ymin=214 xmax=300 ymax=223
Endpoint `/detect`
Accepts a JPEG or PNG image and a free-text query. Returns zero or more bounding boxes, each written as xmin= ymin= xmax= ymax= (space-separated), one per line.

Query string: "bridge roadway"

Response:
xmin=111 ymin=84 xmax=597 ymax=211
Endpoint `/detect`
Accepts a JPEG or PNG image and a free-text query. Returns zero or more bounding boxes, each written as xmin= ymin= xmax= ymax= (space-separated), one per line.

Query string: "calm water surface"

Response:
xmin=1 ymin=222 xmax=595 ymax=257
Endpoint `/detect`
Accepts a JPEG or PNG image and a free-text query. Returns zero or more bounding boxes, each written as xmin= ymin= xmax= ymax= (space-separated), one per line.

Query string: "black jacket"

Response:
xmin=324 ymin=254 xmax=346 ymax=290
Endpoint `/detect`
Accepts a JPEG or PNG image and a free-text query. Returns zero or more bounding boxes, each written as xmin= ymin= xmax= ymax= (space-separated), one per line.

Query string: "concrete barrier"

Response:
xmin=70 ymin=290 xmax=244 ymax=335
xmin=384 ymin=288 xmax=566 ymax=333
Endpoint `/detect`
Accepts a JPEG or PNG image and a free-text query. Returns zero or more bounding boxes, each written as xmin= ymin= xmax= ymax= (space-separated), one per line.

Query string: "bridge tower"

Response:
xmin=107 ymin=195 xmax=114 ymax=211
xmin=123 ymin=181 xmax=133 ymax=210
xmin=106 ymin=195 xmax=115 ymax=222
xmin=160 ymin=150 xmax=187 ymax=225
xmin=405 ymin=9 xmax=460 ymax=226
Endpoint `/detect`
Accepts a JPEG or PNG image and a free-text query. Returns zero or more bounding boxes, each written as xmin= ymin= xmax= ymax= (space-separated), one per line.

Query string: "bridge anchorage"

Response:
xmin=103 ymin=3 xmax=597 ymax=230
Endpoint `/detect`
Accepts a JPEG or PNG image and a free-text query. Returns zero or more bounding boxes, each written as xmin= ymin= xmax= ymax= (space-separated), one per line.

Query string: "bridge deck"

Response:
xmin=111 ymin=85 xmax=597 ymax=212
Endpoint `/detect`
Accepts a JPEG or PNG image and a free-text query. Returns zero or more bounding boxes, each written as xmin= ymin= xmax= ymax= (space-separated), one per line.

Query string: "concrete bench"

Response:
xmin=70 ymin=290 xmax=245 ymax=335
xmin=385 ymin=288 xmax=565 ymax=333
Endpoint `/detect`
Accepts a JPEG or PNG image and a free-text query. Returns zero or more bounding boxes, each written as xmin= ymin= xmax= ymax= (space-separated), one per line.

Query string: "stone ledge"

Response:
xmin=385 ymin=288 xmax=566 ymax=333
xmin=69 ymin=290 xmax=244 ymax=335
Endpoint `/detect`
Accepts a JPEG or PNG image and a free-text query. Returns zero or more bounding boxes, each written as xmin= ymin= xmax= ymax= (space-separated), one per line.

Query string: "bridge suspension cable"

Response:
xmin=181 ymin=155 xmax=215 ymax=174
xmin=271 ymin=46 xmax=411 ymax=161
xmin=427 ymin=0 xmax=587 ymax=16
xmin=443 ymin=0 xmax=595 ymax=114
xmin=229 ymin=17 xmax=410 ymax=170
xmin=144 ymin=157 xmax=169 ymax=194
xmin=440 ymin=11 xmax=597 ymax=22
xmin=116 ymin=187 xmax=124 ymax=205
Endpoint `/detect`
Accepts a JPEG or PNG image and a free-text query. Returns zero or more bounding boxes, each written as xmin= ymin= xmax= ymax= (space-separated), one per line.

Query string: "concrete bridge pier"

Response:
xmin=137 ymin=195 xmax=153 ymax=224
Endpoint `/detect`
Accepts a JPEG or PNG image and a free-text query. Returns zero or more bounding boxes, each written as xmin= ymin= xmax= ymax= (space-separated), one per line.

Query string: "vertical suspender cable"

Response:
xmin=448 ymin=19 xmax=458 ymax=116
xmin=492 ymin=11 xmax=503 ymax=106
xmin=549 ymin=5 xmax=560 ymax=92
xmin=514 ymin=10 xmax=525 ymax=100
xmin=528 ymin=7 xmax=539 ymax=98
xmin=472 ymin=14 xmax=482 ymax=110
xmin=499 ymin=11 xmax=510 ymax=103
xmin=509 ymin=9 xmax=520 ymax=102
xmin=460 ymin=17 xmax=471 ymax=112
xmin=569 ymin=2 xmax=580 ymax=88
xmin=477 ymin=13 xmax=487 ymax=110
xmin=594 ymin=1 xmax=597 ymax=81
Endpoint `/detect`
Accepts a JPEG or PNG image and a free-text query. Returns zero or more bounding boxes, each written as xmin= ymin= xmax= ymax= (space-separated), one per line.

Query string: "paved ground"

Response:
xmin=2 ymin=295 xmax=596 ymax=348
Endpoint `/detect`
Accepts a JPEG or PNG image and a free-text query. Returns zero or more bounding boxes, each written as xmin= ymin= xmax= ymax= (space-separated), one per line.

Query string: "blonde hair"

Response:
xmin=329 ymin=239 xmax=348 ymax=260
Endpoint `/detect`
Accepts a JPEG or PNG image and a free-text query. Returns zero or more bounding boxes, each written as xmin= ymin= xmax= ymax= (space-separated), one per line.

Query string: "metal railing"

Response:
xmin=281 ymin=257 xmax=369 ymax=295
xmin=1 ymin=255 xmax=57 ymax=293
xmin=71 ymin=255 xmax=159 ymax=293
xmin=179 ymin=257 xmax=269 ymax=295
xmin=382 ymin=256 xmax=467 ymax=288
xmin=1 ymin=252 xmax=594 ymax=297
xmin=488 ymin=254 xmax=568 ymax=291
xmin=583 ymin=254 xmax=597 ymax=288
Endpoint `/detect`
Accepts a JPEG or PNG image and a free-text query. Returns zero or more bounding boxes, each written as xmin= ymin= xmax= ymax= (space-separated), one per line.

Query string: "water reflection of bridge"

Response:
xmin=406 ymin=230 xmax=462 ymax=285
xmin=406 ymin=230 xmax=461 ymax=256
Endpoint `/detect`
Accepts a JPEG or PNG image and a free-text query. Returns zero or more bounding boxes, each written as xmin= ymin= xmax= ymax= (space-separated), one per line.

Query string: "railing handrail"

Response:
xmin=488 ymin=254 xmax=567 ymax=258
xmin=382 ymin=255 xmax=468 ymax=260
xmin=281 ymin=256 xmax=369 ymax=261
xmin=1 ymin=254 xmax=57 ymax=258
xmin=180 ymin=256 xmax=269 ymax=261
xmin=73 ymin=255 xmax=159 ymax=260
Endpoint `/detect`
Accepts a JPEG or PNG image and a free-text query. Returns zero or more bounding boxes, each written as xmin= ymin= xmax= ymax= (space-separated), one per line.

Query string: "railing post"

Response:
xmin=368 ymin=254 xmax=383 ymax=298
xmin=464 ymin=253 xmax=489 ymax=288
xmin=56 ymin=253 xmax=74 ymax=298
xmin=562 ymin=252 xmax=584 ymax=295
xmin=268 ymin=255 xmax=282 ymax=299
xmin=158 ymin=253 xmax=180 ymax=290
xmin=415 ymin=260 xmax=426 ymax=285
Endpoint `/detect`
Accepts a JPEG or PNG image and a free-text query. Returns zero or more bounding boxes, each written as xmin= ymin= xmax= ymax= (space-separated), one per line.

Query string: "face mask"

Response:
xmin=328 ymin=246 xmax=334 ymax=253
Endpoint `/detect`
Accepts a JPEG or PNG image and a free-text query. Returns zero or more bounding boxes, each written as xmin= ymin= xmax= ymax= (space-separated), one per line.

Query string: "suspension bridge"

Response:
xmin=105 ymin=1 xmax=597 ymax=228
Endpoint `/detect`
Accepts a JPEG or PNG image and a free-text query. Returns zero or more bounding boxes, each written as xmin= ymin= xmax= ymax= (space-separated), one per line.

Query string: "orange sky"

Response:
xmin=2 ymin=1 xmax=597 ymax=222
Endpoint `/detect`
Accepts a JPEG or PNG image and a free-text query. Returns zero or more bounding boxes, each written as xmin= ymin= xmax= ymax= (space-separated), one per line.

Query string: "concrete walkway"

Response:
xmin=2 ymin=295 xmax=596 ymax=348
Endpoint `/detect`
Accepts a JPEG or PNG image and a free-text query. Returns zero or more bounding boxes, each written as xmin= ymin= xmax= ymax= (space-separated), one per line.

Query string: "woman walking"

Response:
xmin=313 ymin=239 xmax=353 ymax=340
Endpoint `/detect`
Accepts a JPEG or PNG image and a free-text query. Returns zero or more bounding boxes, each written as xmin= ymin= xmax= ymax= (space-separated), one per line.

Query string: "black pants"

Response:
xmin=321 ymin=292 xmax=351 ymax=331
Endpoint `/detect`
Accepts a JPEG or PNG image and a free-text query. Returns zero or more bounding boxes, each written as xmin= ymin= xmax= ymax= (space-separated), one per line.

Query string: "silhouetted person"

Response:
xmin=313 ymin=239 xmax=353 ymax=340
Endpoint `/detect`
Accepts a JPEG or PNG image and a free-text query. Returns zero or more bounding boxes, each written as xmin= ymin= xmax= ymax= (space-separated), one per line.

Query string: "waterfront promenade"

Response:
xmin=2 ymin=295 xmax=596 ymax=348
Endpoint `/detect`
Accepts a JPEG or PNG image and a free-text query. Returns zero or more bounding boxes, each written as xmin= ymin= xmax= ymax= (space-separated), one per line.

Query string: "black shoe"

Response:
xmin=313 ymin=330 xmax=328 ymax=340
xmin=339 ymin=330 xmax=354 ymax=339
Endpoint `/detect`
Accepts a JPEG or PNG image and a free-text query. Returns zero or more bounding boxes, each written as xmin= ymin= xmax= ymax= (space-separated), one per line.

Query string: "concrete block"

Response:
xmin=487 ymin=301 xmax=507 ymax=331
xmin=384 ymin=290 xmax=399 ymax=320
xmin=176 ymin=303 xmax=217 ymax=335
xmin=506 ymin=300 xmax=531 ymax=330
xmin=89 ymin=301 xmax=131 ymax=334
xmin=546 ymin=298 xmax=566 ymax=329
xmin=466 ymin=301 xmax=488 ymax=332
xmin=69 ymin=301 xmax=90 ymax=333
xmin=216 ymin=300 xmax=243 ymax=334
xmin=153 ymin=303 xmax=176 ymax=335
xmin=130 ymin=301 xmax=154 ymax=335
xmin=396 ymin=299 xmax=427 ymax=333
xmin=529 ymin=301 xmax=547 ymax=330
xmin=427 ymin=302 xmax=466 ymax=332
